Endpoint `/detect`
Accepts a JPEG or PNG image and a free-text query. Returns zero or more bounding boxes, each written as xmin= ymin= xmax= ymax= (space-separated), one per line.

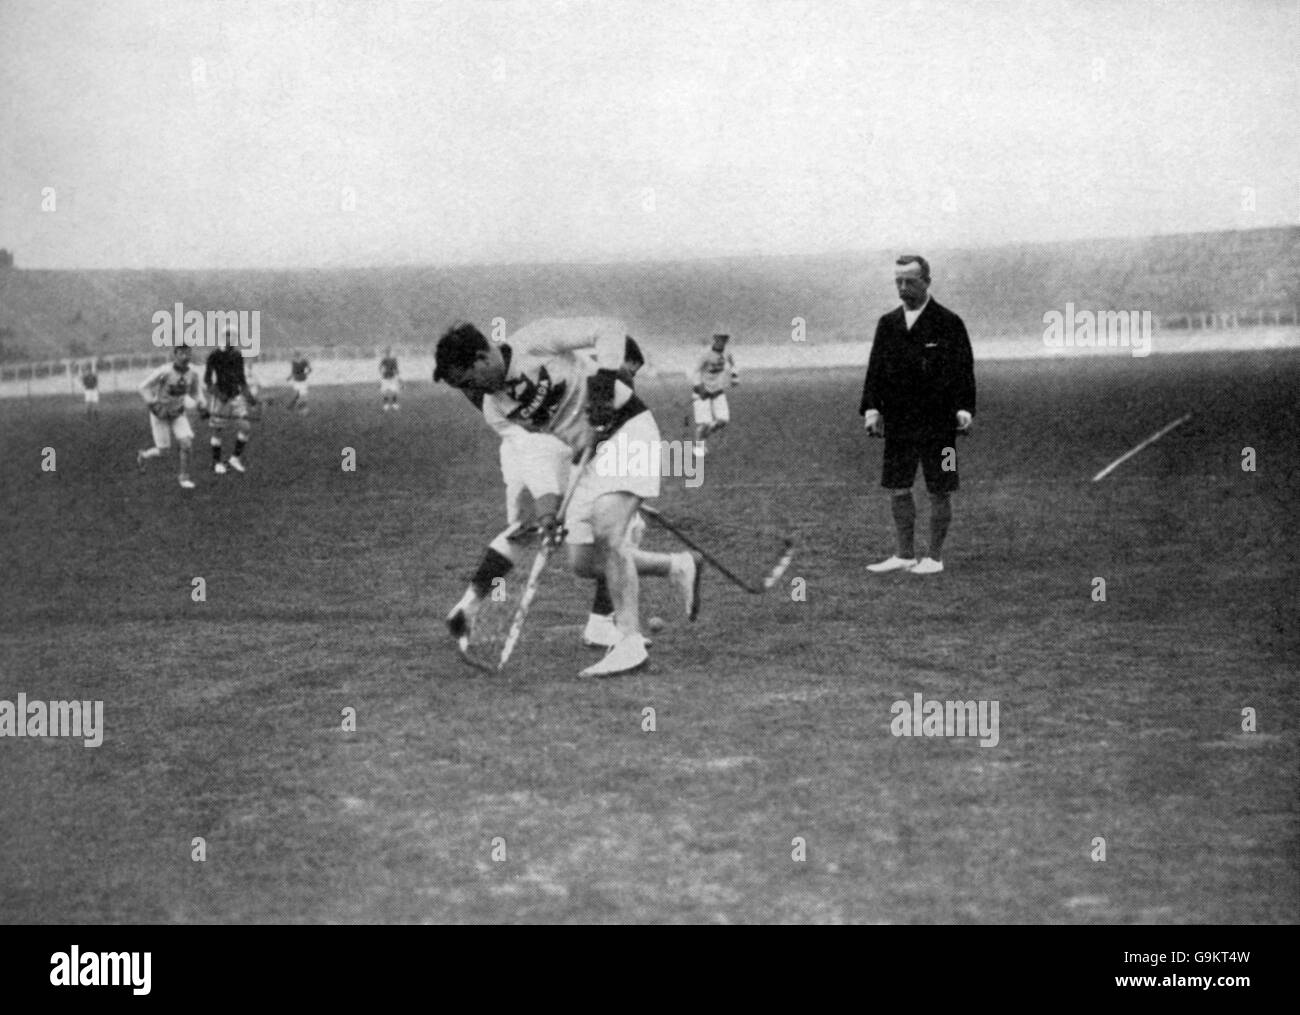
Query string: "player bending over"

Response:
xmin=435 ymin=317 xmax=701 ymax=677
xmin=691 ymin=332 xmax=739 ymax=458
xmin=379 ymin=348 xmax=402 ymax=411
xmin=137 ymin=346 xmax=203 ymax=489
xmin=203 ymin=338 xmax=257 ymax=474
xmin=285 ymin=351 xmax=312 ymax=414
xmin=445 ymin=337 xmax=651 ymax=652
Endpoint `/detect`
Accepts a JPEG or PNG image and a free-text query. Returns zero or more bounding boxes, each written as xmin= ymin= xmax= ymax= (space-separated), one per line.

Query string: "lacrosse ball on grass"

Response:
xmin=648 ymin=616 xmax=666 ymax=633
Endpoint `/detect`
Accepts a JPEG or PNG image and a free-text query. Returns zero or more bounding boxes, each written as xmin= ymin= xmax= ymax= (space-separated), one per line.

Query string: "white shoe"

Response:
xmin=136 ymin=450 xmax=147 ymax=472
xmin=227 ymin=456 xmax=246 ymax=473
xmin=579 ymin=632 xmax=649 ymax=677
xmin=669 ymin=552 xmax=703 ymax=621
xmin=582 ymin=613 xmax=652 ymax=649
xmin=214 ymin=462 xmax=227 ymax=475
xmin=582 ymin=613 xmax=619 ymax=648
xmin=911 ymin=557 xmax=944 ymax=575
xmin=693 ymin=444 xmax=706 ymax=458
xmin=866 ymin=555 xmax=917 ymax=574
xmin=179 ymin=478 xmax=196 ymax=490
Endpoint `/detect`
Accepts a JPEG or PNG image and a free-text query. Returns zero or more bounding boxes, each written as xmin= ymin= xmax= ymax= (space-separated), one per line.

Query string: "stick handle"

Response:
xmin=639 ymin=504 xmax=763 ymax=594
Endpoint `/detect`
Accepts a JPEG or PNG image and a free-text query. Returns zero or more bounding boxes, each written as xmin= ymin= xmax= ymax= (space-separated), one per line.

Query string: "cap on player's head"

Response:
xmin=894 ymin=254 xmax=930 ymax=281
xmin=712 ymin=333 xmax=730 ymax=345
xmin=433 ymin=322 xmax=491 ymax=384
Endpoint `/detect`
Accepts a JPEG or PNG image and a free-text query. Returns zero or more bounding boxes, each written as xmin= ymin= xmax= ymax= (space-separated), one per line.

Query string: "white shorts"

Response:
xmin=567 ymin=410 xmax=662 ymax=545
xmin=501 ymin=431 xmax=571 ymax=527
xmin=693 ymin=393 xmax=730 ymax=425
xmin=380 ymin=378 xmax=400 ymax=395
xmin=83 ymin=389 xmax=100 ymax=404
xmin=292 ymin=380 xmax=309 ymax=397
xmin=150 ymin=412 xmax=194 ymax=449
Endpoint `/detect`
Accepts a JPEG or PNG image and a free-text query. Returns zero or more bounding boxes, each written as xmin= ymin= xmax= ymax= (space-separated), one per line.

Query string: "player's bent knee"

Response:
xmin=568 ymin=543 xmax=602 ymax=577
xmin=591 ymin=493 xmax=639 ymax=549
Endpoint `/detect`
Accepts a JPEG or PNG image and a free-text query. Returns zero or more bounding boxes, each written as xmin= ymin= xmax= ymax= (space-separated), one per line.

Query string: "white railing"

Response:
xmin=0 ymin=344 xmax=434 ymax=399
xmin=3 ymin=317 xmax=1299 ymax=400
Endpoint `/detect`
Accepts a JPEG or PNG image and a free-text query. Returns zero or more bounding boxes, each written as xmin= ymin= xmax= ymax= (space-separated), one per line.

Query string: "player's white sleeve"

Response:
xmin=514 ymin=317 xmax=627 ymax=366
xmin=482 ymin=396 xmax=524 ymax=437
xmin=138 ymin=365 xmax=168 ymax=402
xmin=694 ymin=354 xmax=711 ymax=389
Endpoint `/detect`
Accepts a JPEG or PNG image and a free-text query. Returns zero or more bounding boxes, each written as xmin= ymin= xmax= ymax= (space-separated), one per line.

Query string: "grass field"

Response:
xmin=1 ymin=350 xmax=1297 ymax=924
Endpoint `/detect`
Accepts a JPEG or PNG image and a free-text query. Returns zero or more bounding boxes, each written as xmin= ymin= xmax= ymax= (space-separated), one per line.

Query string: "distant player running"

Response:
xmin=379 ymin=348 xmax=401 ymax=411
xmin=203 ymin=339 xmax=257 ymax=474
xmin=445 ymin=334 xmax=650 ymax=653
xmin=137 ymin=346 xmax=203 ymax=489
xmin=80 ymin=364 xmax=100 ymax=420
xmin=285 ymin=351 xmax=312 ymax=414
xmin=691 ymin=332 xmax=739 ymax=458
xmin=435 ymin=317 xmax=701 ymax=677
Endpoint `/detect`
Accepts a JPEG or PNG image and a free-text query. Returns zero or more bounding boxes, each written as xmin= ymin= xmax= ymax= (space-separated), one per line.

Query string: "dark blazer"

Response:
xmin=859 ymin=298 xmax=976 ymax=438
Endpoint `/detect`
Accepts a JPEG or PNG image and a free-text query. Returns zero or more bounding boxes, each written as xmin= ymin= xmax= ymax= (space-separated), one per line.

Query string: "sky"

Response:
xmin=1 ymin=0 xmax=1296 ymax=269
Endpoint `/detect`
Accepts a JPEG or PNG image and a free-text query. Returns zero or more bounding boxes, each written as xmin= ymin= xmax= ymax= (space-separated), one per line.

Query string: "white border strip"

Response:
xmin=1091 ymin=413 xmax=1193 ymax=482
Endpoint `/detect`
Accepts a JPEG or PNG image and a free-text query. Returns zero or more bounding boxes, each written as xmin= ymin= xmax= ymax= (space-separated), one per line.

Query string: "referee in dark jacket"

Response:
xmin=859 ymin=255 xmax=975 ymax=575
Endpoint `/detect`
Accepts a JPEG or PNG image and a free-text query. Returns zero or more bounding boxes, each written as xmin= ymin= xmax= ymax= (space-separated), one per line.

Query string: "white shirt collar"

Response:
xmin=903 ymin=296 xmax=931 ymax=329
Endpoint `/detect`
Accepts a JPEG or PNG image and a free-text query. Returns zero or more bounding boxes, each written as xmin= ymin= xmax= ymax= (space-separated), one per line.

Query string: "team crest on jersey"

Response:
xmin=506 ymin=368 xmax=566 ymax=428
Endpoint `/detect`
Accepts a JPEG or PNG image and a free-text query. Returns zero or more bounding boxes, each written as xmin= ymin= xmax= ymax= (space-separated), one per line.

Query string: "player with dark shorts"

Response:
xmin=204 ymin=340 xmax=257 ymax=474
xmin=859 ymin=254 xmax=976 ymax=575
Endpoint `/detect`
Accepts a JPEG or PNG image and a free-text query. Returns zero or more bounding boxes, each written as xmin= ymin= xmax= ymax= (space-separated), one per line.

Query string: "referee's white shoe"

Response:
xmin=580 ymin=631 xmax=649 ymax=677
xmin=867 ymin=555 xmax=917 ymax=573
xmin=910 ymin=557 xmax=944 ymax=575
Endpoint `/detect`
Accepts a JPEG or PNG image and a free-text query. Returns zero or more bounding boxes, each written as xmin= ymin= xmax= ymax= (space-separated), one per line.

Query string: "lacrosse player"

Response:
xmin=285 ymin=351 xmax=312 ymax=413
xmin=203 ymin=339 xmax=257 ymax=474
xmin=80 ymin=363 xmax=100 ymax=420
xmin=445 ymin=337 xmax=650 ymax=653
xmin=137 ymin=346 xmax=202 ymax=489
xmin=691 ymin=332 xmax=739 ymax=458
xmin=379 ymin=348 xmax=401 ymax=410
xmin=435 ymin=317 xmax=701 ymax=677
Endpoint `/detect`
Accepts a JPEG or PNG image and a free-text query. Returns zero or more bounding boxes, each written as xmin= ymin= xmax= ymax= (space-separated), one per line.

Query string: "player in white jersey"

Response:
xmin=435 ymin=317 xmax=702 ymax=677
xmin=136 ymin=346 xmax=204 ymax=489
xmin=691 ymin=332 xmax=739 ymax=457
xmin=446 ymin=339 xmax=651 ymax=651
